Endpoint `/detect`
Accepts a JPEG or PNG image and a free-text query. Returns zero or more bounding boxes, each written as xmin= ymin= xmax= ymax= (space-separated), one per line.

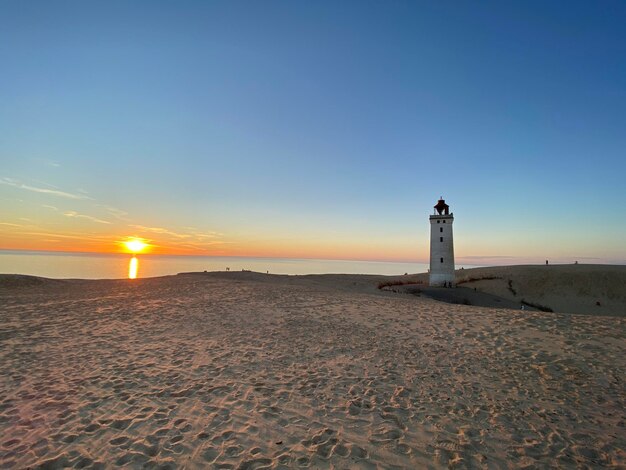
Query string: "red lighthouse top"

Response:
xmin=434 ymin=198 xmax=450 ymax=215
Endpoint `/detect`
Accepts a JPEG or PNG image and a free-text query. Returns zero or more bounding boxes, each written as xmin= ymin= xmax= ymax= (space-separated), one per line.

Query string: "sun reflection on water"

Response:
xmin=128 ymin=256 xmax=138 ymax=279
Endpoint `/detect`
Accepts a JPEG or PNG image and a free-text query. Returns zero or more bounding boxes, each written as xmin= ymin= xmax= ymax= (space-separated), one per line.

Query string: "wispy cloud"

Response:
xmin=42 ymin=204 xmax=59 ymax=211
xmin=131 ymin=225 xmax=192 ymax=239
xmin=0 ymin=222 xmax=24 ymax=227
xmin=191 ymin=231 xmax=222 ymax=239
xmin=97 ymin=205 xmax=129 ymax=220
xmin=131 ymin=225 xmax=225 ymax=243
xmin=34 ymin=157 xmax=61 ymax=168
xmin=1 ymin=177 xmax=90 ymax=200
xmin=19 ymin=231 xmax=112 ymax=241
xmin=63 ymin=211 xmax=111 ymax=224
xmin=184 ymin=226 xmax=223 ymax=239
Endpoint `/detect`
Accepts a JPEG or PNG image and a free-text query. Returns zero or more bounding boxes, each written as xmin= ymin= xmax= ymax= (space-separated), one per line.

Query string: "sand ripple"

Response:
xmin=0 ymin=273 xmax=624 ymax=468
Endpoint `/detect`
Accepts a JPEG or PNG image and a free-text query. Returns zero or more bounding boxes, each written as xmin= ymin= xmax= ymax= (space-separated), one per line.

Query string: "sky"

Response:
xmin=1 ymin=1 xmax=625 ymax=265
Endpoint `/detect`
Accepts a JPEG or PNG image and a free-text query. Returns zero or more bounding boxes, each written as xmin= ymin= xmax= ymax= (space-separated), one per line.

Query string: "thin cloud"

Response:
xmin=191 ymin=231 xmax=222 ymax=239
xmin=0 ymin=222 xmax=24 ymax=227
xmin=20 ymin=231 xmax=112 ymax=241
xmin=177 ymin=240 xmax=233 ymax=251
xmin=131 ymin=225 xmax=225 ymax=243
xmin=42 ymin=204 xmax=59 ymax=211
xmin=183 ymin=226 xmax=223 ymax=238
xmin=97 ymin=205 xmax=129 ymax=220
xmin=64 ymin=211 xmax=111 ymax=224
xmin=131 ymin=225 xmax=192 ymax=239
xmin=34 ymin=158 xmax=61 ymax=168
xmin=1 ymin=178 xmax=90 ymax=200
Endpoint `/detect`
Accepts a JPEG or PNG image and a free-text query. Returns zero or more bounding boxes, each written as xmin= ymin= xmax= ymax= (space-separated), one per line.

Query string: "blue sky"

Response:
xmin=1 ymin=1 xmax=625 ymax=263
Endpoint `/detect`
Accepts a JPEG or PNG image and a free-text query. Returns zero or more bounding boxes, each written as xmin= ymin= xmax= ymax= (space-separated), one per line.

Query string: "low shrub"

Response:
xmin=457 ymin=276 xmax=502 ymax=285
xmin=377 ymin=279 xmax=423 ymax=290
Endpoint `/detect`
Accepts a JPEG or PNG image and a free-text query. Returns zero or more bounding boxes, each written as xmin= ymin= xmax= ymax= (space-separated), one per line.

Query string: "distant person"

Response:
xmin=546 ymin=260 xmax=549 ymax=265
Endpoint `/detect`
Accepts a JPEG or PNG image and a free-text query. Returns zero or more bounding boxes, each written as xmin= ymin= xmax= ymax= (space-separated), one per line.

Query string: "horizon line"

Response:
xmin=1 ymin=248 xmax=624 ymax=267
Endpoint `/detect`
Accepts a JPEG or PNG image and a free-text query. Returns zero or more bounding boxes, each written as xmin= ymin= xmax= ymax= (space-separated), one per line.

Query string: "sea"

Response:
xmin=0 ymin=250 xmax=457 ymax=280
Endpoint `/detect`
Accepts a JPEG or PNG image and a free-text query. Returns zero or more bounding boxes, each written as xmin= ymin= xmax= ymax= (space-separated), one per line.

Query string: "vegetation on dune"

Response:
xmin=457 ymin=276 xmax=502 ymax=284
xmin=377 ymin=279 xmax=423 ymax=290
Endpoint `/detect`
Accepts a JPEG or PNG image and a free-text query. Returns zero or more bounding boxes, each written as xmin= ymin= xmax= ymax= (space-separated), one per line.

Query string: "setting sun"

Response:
xmin=124 ymin=238 xmax=148 ymax=253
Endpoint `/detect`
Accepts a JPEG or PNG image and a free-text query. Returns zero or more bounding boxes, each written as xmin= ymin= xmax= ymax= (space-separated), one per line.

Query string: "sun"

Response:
xmin=124 ymin=238 xmax=148 ymax=254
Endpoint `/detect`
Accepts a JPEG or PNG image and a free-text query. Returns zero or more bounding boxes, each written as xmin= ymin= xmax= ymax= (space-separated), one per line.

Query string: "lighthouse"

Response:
xmin=429 ymin=198 xmax=455 ymax=286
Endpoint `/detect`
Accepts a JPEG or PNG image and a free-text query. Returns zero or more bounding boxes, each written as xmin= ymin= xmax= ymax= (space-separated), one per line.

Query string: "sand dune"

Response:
xmin=0 ymin=271 xmax=624 ymax=468
xmin=455 ymin=264 xmax=626 ymax=316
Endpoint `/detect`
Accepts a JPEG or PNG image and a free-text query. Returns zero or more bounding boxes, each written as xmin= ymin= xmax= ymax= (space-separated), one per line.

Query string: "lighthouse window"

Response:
xmin=440 ymin=237 xmax=443 ymax=242
xmin=440 ymin=258 xmax=444 ymax=263
xmin=440 ymin=227 xmax=443 ymax=233
xmin=437 ymin=220 xmax=440 ymax=224
xmin=443 ymin=220 xmax=446 ymax=223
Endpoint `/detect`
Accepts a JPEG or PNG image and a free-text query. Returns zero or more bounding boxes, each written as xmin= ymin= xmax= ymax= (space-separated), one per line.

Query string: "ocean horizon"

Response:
xmin=0 ymin=249 xmax=453 ymax=279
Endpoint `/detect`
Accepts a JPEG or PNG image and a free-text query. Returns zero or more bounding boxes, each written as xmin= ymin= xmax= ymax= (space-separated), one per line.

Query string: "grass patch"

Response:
xmin=457 ymin=276 xmax=502 ymax=285
xmin=377 ymin=280 xmax=423 ymax=290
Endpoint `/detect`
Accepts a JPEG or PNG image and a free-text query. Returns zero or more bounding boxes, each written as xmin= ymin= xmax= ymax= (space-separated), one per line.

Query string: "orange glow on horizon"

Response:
xmin=1 ymin=226 xmax=434 ymax=262
xmin=0 ymin=233 xmax=429 ymax=262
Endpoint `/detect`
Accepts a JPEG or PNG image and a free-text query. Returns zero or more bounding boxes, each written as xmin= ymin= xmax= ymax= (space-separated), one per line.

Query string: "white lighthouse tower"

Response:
xmin=429 ymin=198 xmax=455 ymax=287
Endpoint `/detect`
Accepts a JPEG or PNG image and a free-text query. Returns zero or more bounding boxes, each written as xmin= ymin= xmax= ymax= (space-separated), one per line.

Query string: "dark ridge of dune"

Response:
xmin=0 ymin=274 xmax=68 ymax=289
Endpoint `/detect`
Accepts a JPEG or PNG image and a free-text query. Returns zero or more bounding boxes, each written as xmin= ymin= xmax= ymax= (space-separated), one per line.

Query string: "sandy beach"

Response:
xmin=1 ymin=269 xmax=625 ymax=468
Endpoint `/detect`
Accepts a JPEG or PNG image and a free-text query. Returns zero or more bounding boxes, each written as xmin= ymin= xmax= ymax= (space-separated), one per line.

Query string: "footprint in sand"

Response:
xmin=201 ymin=446 xmax=219 ymax=462
xmin=110 ymin=418 xmax=132 ymax=430
xmin=238 ymin=457 xmax=273 ymax=469
xmin=211 ymin=430 xmax=235 ymax=444
xmin=224 ymin=444 xmax=243 ymax=457
xmin=369 ymin=427 xmax=403 ymax=444
xmin=83 ymin=423 xmax=100 ymax=433
xmin=109 ymin=436 xmax=129 ymax=446
xmin=3 ymin=438 xmax=20 ymax=448
xmin=396 ymin=443 xmax=412 ymax=455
